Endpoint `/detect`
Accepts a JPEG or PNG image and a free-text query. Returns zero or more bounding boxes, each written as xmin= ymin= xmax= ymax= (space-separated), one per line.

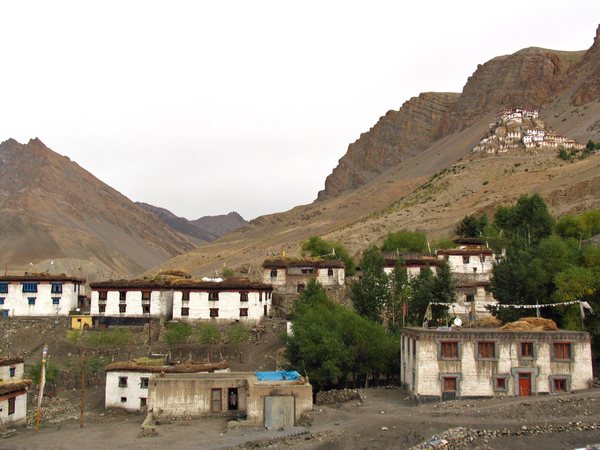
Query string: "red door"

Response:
xmin=518 ymin=373 xmax=531 ymax=396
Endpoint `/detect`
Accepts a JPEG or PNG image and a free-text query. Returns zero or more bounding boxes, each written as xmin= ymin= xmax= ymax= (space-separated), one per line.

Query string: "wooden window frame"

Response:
xmin=119 ymin=304 xmax=127 ymax=313
xmin=118 ymin=376 xmax=128 ymax=388
xmin=51 ymin=283 xmax=63 ymax=294
xmin=98 ymin=290 xmax=108 ymax=300
xmin=552 ymin=342 xmax=573 ymax=361
xmin=208 ymin=291 xmax=219 ymax=301
xmin=181 ymin=290 xmax=190 ymax=301
xmin=439 ymin=341 xmax=459 ymax=360
xmin=240 ymin=292 xmax=249 ymax=302
xmin=181 ymin=307 xmax=189 ymax=316
xmin=477 ymin=341 xmax=496 ymax=359
xmin=270 ymin=269 xmax=277 ymax=278
xmin=140 ymin=377 xmax=149 ymax=389
xmin=211 ymin=388 xmax=222 ymax=412
xmin=7 ymin=396 xmax=15 ymax=415
xmin=442 ymin=377 xmax=457 ymax=392
xmin=142 ymin=291 xmax=151 ymax=301
xmin=239 ymin=308 xmax=248 ymax=317
xmin=209 ymin=308 xmax=219 ymax=318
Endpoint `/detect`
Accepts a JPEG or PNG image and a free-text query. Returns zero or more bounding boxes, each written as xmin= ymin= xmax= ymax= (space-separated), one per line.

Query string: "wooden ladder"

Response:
xmin=0 ymin=414 xmax=16 ymax=438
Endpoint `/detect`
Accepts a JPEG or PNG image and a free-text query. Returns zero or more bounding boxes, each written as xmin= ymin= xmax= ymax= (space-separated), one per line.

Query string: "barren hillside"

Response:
xmin=153 ymin=26 xmax=600 ymax=278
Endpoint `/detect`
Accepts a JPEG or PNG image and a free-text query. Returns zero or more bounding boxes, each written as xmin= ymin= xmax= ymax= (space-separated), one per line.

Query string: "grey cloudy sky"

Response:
xmin=2 ymin=1 xmax=599 ymax=220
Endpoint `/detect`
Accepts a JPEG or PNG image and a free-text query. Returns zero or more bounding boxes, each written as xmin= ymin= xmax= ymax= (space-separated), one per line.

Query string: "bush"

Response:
xmin=84 ymin=328 xmax=133 ymax=347
xmin=164 ymin=322 xmax=193 ymax=346
xmin=29 ymin=361 xmax=60 ymax=386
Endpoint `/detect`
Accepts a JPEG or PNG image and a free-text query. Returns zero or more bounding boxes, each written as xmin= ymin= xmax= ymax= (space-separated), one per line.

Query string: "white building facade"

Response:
xmin=171 ymin=279 xmax=273 ymax=322
xmin=105 ymin=362 xmax=230 ymax=411
xmin=401 ymin=328 xmax=593 ymax=403
xmin=262 ymin=258 xmax=345 ymax=294
xmin=89 ymin=280 xmax=174 ymax=323
xmin=0 ymin=275 xmax=86 ymax=317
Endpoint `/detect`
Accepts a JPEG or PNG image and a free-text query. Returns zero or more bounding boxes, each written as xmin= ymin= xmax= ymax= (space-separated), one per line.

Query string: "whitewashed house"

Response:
xmin=401 ymin=327 xmax=593 ymax=402
xmin=0 ymin=274 xmax=86 ymax=318
xmin=382 ymin=256 xmax=439 ymax=278
xmin=0 ymin=357 xmax=24 ymax=382
xmin=262 ymin=258 xmax=345 ymax=294
xmin=171 ymin=277 xmax=273 ymax=322
xmin=89 ymin=279 xmax=174 ymax=326
xmin=0 ymin=357 xmax=30 ymax=427
xmin=105 ymin=361 xmax=230 ymax=411
xmin=436 ymin=239 xmax=495 ymax=282
xmin=453 ymin=281 xmax=497 ymax=317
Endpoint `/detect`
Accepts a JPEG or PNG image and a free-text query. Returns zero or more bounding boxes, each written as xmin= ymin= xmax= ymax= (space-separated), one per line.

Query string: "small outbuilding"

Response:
xmin=149 ymin=371 xmax=313 ymax=430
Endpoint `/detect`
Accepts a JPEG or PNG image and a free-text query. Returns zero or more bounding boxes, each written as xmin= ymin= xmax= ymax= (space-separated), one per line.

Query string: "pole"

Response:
xmin=80 ymin=354 xmax=85 ymax=428
xmin=35 ymin=344 xmax=48 ymax=432
xmin=148 ymin=316 xmax=151 ymax=346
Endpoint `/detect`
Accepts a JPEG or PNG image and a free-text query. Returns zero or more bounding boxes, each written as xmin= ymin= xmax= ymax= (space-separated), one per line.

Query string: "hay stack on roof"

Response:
xmin=499 ymin=317 xmax=559 ymax=332
xmin=105 ymin=361 xmax=230 ymax=373
xmin=0 ymin=380 xmax=32 ymax=396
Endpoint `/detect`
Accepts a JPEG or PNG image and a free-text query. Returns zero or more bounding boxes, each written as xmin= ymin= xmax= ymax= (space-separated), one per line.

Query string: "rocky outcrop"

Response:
xmin=437 ymin=47 xmax=583 ymax=136
xmin=317 ymin=92 xmax=459 ymax=200
xmin=566 ymin=24 xmax=600 ymax=106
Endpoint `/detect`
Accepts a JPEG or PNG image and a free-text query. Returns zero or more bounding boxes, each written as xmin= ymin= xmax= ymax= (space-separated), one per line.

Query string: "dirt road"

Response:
xmin=5 ymin=387 xmax=600 ymax=450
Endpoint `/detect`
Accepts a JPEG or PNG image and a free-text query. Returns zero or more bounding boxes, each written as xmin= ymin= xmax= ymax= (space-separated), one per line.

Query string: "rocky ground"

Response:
xmin=5 ymin=385 xmax=600 ymax=450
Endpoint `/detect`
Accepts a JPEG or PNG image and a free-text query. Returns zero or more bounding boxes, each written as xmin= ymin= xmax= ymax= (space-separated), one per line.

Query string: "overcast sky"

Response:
xmin=2 ymin=1 xmax=599 ymax=220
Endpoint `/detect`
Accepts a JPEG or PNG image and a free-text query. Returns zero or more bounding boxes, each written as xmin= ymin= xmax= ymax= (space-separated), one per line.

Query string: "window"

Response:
xmin=412 ymin=339 xmax=416 ymax=358
xmin=210 ymin=308 xmax=219 ymax=318
xmin=301 ymin=268 xmax=314 ymax=274
xmin=297 ymin=284 xmax=305 ymax=293
xmin=553 ymin=343 xmax=572 ymax=360
xmin=473 ymin=267 xmax=477 ymax=273
xmin=9 ymin=367 xmax=15 ymax=377
xmin=521 ymin=342 xmax=534 ymax=358
xmin=240 ymin=292 xmax=249 ymax=302
xmin=328 ymin=268 xmax=334 ymax=276
xmin=140 ymin=378 xmax=149 ymax=389
xmin=142 ymin=305 xmax=150 ymax=314
xmin=22 ymin=283 xmax=38 ymax=293
xmin=121 ymin=397 xmax=127 ymax=403
xmin=477 ymin=341 xmax=496 ymax=359
xmin=259 ymin=292 xmax=262 ymax=301
xmin=496 ymin=378 xmax=506 ymax=390
xmin=118 ymin=377 xmax=128 ymax=388
xmin=140 ymin=398 xmax=147 ymax=408
xmin=98 ymin=291 xmax=108 ymax=300
xmin=51 ymin=283 xmax=63 ymax=294
xmin=8 ymin=397 xmax=15 ymax=415
xmin=240 ymin=308 xmax=248 ymax=317
xmin=28 ymin=297 xmax=36 ymax=305
xmin=99 ymin=305 xmax=106 ymax=313
xmin=0 ymin=298 xmax=4 ymax=305
xmin=142 ymin=291 xmax=151 ymax=300
xmin=182 ymin=290 xmax=190 ymax=301
xmin=270 ymin=269 xmax=278 ymax=278
xmin=465 ymin=294 xmax=474 ymax=303
xmin=211 ymin=389 xmax=222 ymax=412
xmin=208 ymin=292 xmax=219 ymax=301
xmin=119 ymin=291 xmax=127 ymax=301
xmin=493 ymin=375 xmax=509 ymax=392
xmin=52 ymin=297 xmax=60 ymax=305
xmin=119 ymin=304 xmax=127 ymax=313
xmin=443 ymin=377 xmax=457 ymax=391
xmin=553 ymin=378 xmax=567 ymax=392
xmin=463 ymin=256 xmax=470 ymax=264
xmin=181 ymin=307 xmax=189 ymax=316
xmin=439 ymin=341 xmax=459 ymax=359
xmin=0 ymin=284 xmax=7 ymax=293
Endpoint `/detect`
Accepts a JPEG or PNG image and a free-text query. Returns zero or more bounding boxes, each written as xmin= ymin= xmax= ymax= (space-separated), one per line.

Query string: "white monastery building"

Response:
xmin=0 ymin=357 xmax=31 ymax=426
xmin=0 ymin=274 xmax=86 ymax=318
xmin=262 ymin=258 xmax=345 ymax=294
xmin=401 ymin=327 xmax=593 ymax=403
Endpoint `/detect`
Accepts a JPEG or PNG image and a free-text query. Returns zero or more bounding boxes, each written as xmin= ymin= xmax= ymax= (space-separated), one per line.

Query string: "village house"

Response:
xmin=436 ymin=238 xmax=495 ymax=283
xmin=171 ymin=277 xmax=273 ymax=322
xmin=0 ymin=274 xmax=86 ymax=318
xmin=400 ymin=327 xmax=593 ymax=403
xmin=148 ymin=371 xmax=313 ymax=430
xmin=382 ymin=255 xmax=440 ymax=278
xmin=89 ymin=279 xmax=173 ymax=326
xmin=0 ymin=357 xmax=31 ymax=426
xmin=262 ymin=258 xmax=345 ymax=294
xmin=453 ymin=281 xmax=496 ymax=318
xmin=105 ymin=361 xmax=230 ymax=411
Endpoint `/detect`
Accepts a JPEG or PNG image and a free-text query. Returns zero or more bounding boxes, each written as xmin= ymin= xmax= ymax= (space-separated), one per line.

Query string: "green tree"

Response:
xmin=455 ymin=214 xmax=488 ymax=238
xmin=163 ymin=322 xmax=193 ymax=346
xmin=493 ymin=194 xmax=554 ymax=247
xmin=221 ymin=267 xmax=235 ymax=277
xmin=407 ymin=262 xmax=452 ymax=325
xmin=351 ymin=246 xmax=389 ymax=324
xmin=29 ymin=361 xmax=60 ymax=388
xmin=556 ymin=215 xmax=585 ymax=240
xmin=381 ymin=230 xmax=428 ymax=253
xmin=387 ymin=258 xmax=410 ymax=332
xmin=301 ymin=236 xmax=356 ymax=276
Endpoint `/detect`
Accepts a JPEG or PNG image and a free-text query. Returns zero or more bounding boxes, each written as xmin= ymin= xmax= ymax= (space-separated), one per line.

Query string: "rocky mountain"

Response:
xmin=0 ymin=138 xmax=196 ymax=281
xmin=153 ymin=25 xmax=600 ymax=279
xmin=135 ymin=203 xmax=247 ymax=243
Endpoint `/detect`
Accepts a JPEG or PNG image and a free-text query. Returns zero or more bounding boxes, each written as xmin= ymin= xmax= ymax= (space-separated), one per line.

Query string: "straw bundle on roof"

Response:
xmin=499 ymin=317 xmax=559 ymax=332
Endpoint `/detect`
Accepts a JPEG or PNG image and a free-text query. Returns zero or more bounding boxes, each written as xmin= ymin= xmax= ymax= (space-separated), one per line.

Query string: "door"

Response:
xmin=518 ymin=373 xmax=531 ymax=396
xmin=228 ymin=388 xmax=238 ymax=411
xmin=264 ymin=396 xmax=295 ymax=430
xmin=2 ymin=310 xmax=8 ymax=318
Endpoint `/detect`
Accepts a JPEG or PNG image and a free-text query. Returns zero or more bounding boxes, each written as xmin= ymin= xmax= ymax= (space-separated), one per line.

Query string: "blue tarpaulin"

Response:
xmin=255 ymin=370 xmax=301 ymax=381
